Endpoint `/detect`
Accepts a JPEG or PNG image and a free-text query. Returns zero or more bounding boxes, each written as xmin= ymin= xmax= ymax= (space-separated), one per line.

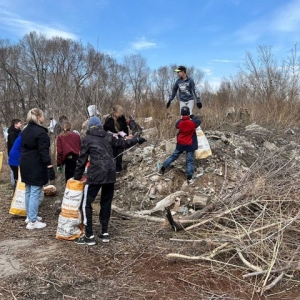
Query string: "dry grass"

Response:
xmin=126 ymin=97 xmax=300 ymax=139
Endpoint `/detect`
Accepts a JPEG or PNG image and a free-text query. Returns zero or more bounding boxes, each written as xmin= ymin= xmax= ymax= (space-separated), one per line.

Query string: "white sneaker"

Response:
xmin=187 ymin=178 xmax=195 ymax=185
xmin=25 ymin=216 xmax=42 ymax=224
xmin=26 ymin=220 xmax=47 ymax=230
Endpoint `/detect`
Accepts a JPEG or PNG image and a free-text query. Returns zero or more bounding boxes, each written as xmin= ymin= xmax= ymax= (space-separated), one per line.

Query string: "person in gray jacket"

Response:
xmin=166 ymin=66 xmax=202 ymax=114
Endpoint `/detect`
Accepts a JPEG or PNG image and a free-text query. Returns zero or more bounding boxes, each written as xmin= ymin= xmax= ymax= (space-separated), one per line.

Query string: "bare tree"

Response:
xmin=123 ymin=54 xmax=149 ymax=108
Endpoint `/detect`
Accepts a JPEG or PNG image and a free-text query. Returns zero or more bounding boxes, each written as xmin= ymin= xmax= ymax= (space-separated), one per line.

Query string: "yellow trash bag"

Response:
xmin=194 ymin=126 xmax=212 ymax=159
xmin=56 ymin=179 xmax=85 ymax=240
xmin=9 ymin=169 xmax=44 ymax=216
xmin=9 ymin=178 xmax=27 ymax=216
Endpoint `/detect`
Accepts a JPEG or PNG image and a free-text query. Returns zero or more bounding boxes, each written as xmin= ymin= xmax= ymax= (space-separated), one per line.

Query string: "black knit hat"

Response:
xmin=181 ymin=106 xmax=190 ymax=116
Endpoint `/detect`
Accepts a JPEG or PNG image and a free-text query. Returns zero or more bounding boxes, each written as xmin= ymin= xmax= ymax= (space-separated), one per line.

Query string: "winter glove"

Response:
xmin=137 ymin=137 xmax=146 ymax=144
xmin=197 ymin=102 xmax=202 ymax=109
xmin=166 ymin=101 xmax=171 ymax=109
xmin=57 ymin=165 xmax=63 ymax=173
xmin=48 ymin=166 xmax=56 ymax=180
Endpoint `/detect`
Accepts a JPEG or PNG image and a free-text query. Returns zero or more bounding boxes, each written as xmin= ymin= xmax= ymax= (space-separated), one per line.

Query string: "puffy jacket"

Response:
xmin=56 ymin=131 xmax=81 ymax=165
xmin=8 ymin=133 xmax=22 ymax=167
xmin=176 ymin=115 xmax=201 ymax=152
xmin=20 ymin=122 xmax=52 ymax=186
xmin=74 ymin=126 xmax=139 ymax=184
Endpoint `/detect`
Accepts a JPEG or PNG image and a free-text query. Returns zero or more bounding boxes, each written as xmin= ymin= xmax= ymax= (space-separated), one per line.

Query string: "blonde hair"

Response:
xmin=26 ymin=108 xmax=44 ymax=125
xmin=111 ymin=105 xmax=123 ymax=132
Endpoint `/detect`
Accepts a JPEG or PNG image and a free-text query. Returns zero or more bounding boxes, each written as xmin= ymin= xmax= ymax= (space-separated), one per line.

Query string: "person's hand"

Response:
xmin=137 ymin=137 xmax=146 ymax=144
xmin=48 ymin=166 xmax=56 ymax=180
xmin=166 ymin=101 xmax=171 ymax=109
xmin=197 ymin=102 xmax=202 ymax=109
xmin=57 ymin=166 xmax=63 ymax=173
xmin=118 ymin=131 xmax=127 ymax=138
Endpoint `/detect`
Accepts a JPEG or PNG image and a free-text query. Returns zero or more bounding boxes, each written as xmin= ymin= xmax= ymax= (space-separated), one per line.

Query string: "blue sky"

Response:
xmin=1 ymin=0 xmax=300 ymax=89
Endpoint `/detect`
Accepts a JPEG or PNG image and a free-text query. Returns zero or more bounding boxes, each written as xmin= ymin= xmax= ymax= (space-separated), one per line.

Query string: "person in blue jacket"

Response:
xmin=166 ymin=66 xmax=202 ymax=114
xmin=159 ymin=106 xmax=201 ymax=184
xmin=8 ymin=132 xmax=22 ymax=185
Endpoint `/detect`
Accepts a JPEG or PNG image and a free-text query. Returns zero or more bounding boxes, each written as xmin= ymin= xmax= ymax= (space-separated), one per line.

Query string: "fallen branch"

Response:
xmin=112 ymin=205 xmax=165 ymax=222
xmin=185 ymin=199 xmax=260 ymax=231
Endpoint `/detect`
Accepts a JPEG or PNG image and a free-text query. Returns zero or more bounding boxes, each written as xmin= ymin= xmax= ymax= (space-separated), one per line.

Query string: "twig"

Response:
xmin=237 ymin=249 xmax=262 ymax=272
xmin=117 ymin=250 xmax=145 ymax=274
xmin=11 ymin=291 xmax=18 ymax=300
xmin=185 ymin=199 xmax=261 ymax=231
xmin=260 ymin=272 xmax=285 ymax=293
xmin=39 ymin=277 xmax=62 ymax=287
xmin=166 ymin=253 xmax=248 ymax=270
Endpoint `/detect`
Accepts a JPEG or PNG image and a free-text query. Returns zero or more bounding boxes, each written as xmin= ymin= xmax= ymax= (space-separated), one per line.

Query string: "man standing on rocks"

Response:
xmin=166 ymin=66 xmax=202 ymax=114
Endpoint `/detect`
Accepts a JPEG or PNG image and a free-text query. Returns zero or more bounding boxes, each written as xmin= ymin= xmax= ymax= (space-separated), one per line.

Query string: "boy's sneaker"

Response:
xmin=187 ymin=175 xmax=195 ymax=185
xmin=98 ymin=233 xmax=110 ymax=243
xmin=74 ymin=235 xmax=96 ymax=246
xmin=26 ymin=220 xmax=47 ymax=230
xmin=187 ymin=178 xmax=195 ymax=185
xmin=25 ymin=216 xmax=42 ymax=224
xmin=158 ymin=166 xmax=165 ymax=175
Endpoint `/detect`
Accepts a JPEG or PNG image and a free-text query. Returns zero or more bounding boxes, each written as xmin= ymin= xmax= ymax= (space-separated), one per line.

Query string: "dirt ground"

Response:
xmin=1 ymin=123 xmax=300 ymax=300
xmin=0 ymin=178 xmax=299 ymax=300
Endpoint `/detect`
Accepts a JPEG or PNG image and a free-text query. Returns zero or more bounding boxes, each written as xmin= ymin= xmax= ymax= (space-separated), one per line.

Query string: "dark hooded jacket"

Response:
xmin=7 ymin=125 xmax=21 ymax=155
xmin=74 ymin=126 xmax=138 ymax=184
xmin=20 ymin=121 xmax=52 ymax=186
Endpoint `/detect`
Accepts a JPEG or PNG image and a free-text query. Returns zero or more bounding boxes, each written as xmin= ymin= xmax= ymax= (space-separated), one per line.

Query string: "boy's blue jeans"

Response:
xmin=25 ymin=185 xmax=43 ymax=222
xmin=162 ymin=149 xmax=194 ymax=178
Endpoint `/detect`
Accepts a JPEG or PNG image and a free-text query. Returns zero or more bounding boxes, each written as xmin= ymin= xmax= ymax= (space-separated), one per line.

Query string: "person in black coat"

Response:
xmin=7 ymin=118 xmax=22 ymax=188
xmin=103 ymin=105 xmax=129 ymax=173
xmin=7 ymin=119 xmax=22 ymax=155
xmin=73 ymin=117 xmax=146 ymax=245
xmin=20 ymin=108 xmax=55 ymax=230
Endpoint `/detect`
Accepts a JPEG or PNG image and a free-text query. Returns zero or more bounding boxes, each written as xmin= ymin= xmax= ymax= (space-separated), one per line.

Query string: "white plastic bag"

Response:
xmin=87 ymin=105 xmax=100 ymax=117
xmin=194 ymin=126 xmax=212 ymax=159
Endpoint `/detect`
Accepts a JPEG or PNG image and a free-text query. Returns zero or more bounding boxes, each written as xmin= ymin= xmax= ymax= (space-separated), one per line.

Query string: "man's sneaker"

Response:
xmin=25 ymin=216 xmax=42 ymax=224
xmin=74 ymin=235 xmax=96 ymax=246
xmin=26 ymin=220 xmax=47 ymax=230
xmin=158 ymin=166 xmax=165 ymax=175
xmin=98 ymin=233 xmax=110 ymax=243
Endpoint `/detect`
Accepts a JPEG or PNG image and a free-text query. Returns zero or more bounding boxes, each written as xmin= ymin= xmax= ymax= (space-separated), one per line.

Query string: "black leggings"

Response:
xmin=64 ymin=155 xmax=78 ymax=182
xmin=10 ymin=165 xmax=18 ymax=183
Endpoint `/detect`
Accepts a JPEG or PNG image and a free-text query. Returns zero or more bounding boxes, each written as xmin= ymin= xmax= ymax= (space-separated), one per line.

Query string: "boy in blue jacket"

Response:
xmin=160 ymin=106 xmax=201 ymax=184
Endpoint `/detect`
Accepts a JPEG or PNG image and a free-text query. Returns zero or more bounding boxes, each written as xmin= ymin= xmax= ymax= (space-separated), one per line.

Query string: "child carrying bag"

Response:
xmin=194 ymin=126 xmax=212 ymax=159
